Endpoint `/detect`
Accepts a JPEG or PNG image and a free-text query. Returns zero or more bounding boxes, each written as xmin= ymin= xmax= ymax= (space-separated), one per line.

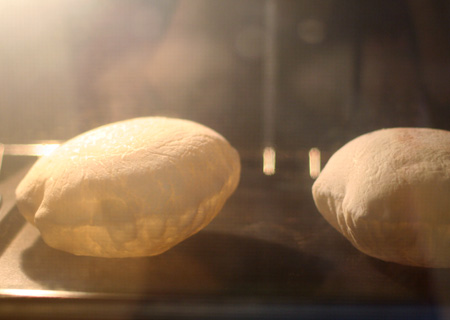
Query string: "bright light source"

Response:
xmin=309 ymin=148 xmax=321 ymax=179
xmin=0 ymin=289 xmax=61 ymax=298
xmin=32 ymin=144 xmax=60 ymax=156
xmin=263 ymin=146 xmax=276 ymax=176
xmin=4 ymin=143 xmax=60 ymax=156
xmin=0 ymin=288 xmax=93 ymax=299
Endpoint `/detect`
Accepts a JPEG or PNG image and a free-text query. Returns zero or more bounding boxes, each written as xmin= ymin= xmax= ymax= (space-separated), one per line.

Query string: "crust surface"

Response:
xmin=15 ymin=117 xmax=240 ymax=257
xmin=312 ymin=128 xmax=450 ymax=267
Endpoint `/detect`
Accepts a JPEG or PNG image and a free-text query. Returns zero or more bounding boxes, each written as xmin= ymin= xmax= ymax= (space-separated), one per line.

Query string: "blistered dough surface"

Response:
xmin=15 ymin=117 xmax=240 ymax=257
xmin=312 ymin=128 xmax=450 ymax=267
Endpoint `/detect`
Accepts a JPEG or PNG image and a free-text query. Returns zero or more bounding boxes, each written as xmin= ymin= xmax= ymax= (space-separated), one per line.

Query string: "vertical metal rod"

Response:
xmin=0 ymin=144 xmax=4 ymax=208
xmin=263 ymin=0 xmax=278 ymax=149
xmin=349 ymin=13 xmax=362 ymax=121
xmin=0 ymin=144 xmax=4 ymax=175
xmin=262 ymin=0 xmax=278 ymax=175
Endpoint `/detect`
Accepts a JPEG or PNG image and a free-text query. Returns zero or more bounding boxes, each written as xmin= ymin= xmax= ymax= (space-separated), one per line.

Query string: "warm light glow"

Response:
xmin=0 ymin=144 xmax=4 ymax=172
xmin=309 ymin=147 xmax=321 ymax=179
xmin=0 ymin=288 xmax=126 ymax=300
xmin=33 ymin=143 xmax=60 ymax=156
xmin=4 ymin=143 xmax=60 ymax=156
xmin=0 ymin=289 xmax=72 ymax=298
xmin=263 ymin=146 xmax=276 ymax=176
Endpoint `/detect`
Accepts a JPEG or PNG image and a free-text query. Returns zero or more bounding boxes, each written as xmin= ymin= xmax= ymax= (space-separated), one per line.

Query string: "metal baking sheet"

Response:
xmin=1 ymin=154 xmax=450 ymax=319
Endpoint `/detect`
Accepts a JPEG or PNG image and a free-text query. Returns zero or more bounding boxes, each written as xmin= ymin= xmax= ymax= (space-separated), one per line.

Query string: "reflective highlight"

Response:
xmin=309 ymin=148 xmax=321 ymax=179
xmin=3 ymin=143 xmax=60 ymax=156
xmin=263 ymin=146 xmax=276 ymax=176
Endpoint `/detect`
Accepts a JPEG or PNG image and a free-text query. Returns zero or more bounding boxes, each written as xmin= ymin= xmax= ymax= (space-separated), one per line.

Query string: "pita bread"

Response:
xmin=312 ymin=128 xmax=450 ymax=267
xmin=16 ymin=117 xmax=240 ymax=257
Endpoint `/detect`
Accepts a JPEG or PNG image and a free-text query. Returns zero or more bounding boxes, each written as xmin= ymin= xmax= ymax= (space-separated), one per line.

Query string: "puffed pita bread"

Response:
xmin=15 ymin=117 xmax=240 ymax=257
xmin=312 ymin=128 xmax=450 ymax=267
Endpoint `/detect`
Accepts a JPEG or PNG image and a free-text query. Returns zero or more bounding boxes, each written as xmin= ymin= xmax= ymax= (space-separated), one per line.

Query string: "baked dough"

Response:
xmin=312 ymin=128 xmax=450 ymax=267
xmin=15 ymin=117 xmax=240 ymax=257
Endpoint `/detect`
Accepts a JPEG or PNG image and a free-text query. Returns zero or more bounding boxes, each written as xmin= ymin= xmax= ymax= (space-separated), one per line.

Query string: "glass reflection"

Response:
xmin=263 ymin=146 xmax=276 ymax=176
xmin=309 ymin=147 xmax=321 ymax=179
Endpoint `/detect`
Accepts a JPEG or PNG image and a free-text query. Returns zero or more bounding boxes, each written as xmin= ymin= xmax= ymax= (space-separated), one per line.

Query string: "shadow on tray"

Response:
xmin=20 ymin=230 xmax=331 ymax=299
xmin=0 ymin=206 xmax=26 ymax=256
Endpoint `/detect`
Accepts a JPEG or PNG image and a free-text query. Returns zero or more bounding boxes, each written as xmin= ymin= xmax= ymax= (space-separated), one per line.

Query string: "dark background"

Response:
xmin=1 ymin=0 xmax=449 ymax=152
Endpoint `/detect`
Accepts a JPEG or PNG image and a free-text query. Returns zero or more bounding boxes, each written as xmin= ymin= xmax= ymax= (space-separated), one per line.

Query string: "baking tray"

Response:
xmin=0 ymin=153 xmax=449 ymax=319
